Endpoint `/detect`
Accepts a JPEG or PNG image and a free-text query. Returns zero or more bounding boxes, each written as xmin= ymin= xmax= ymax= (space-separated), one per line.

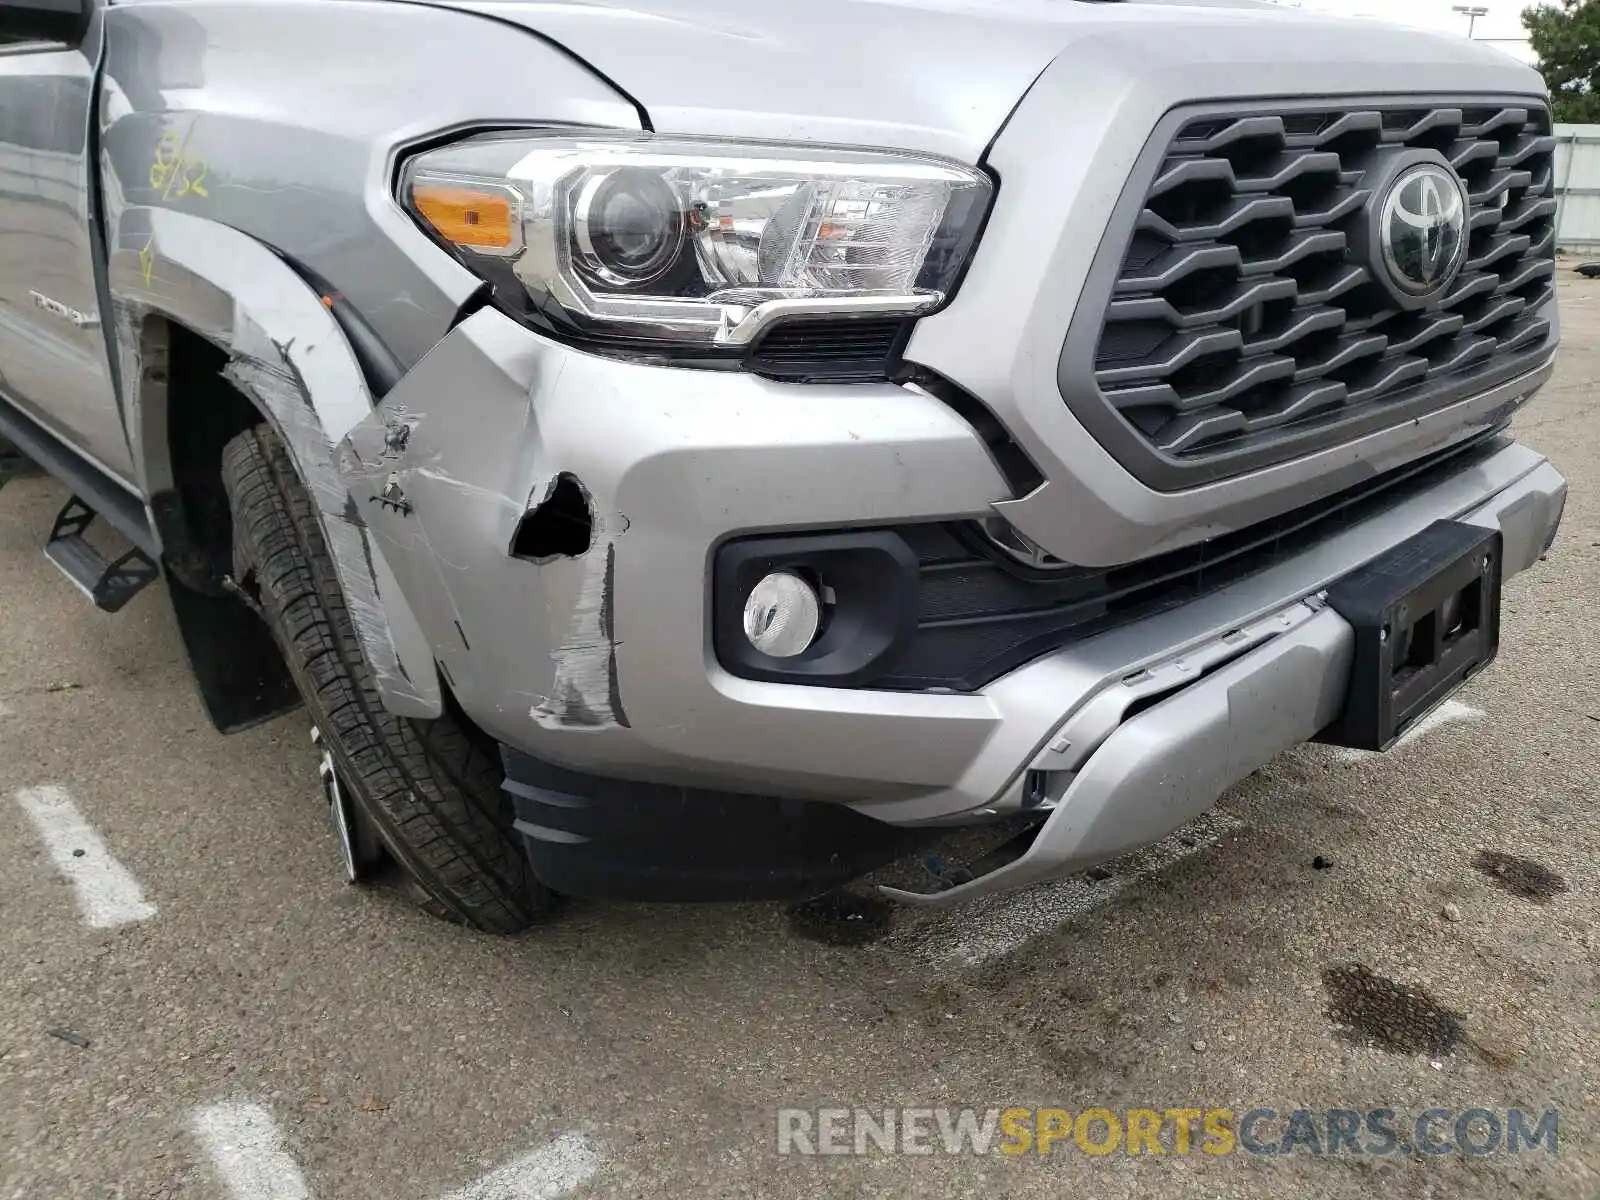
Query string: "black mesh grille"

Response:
xmin=745 ymin=317 xmax=909 ymax=381
xmin=1087 ymin=101 xmax=1556 ymax=472
xmin=871 ymin=430 xmax=1504 ymax=692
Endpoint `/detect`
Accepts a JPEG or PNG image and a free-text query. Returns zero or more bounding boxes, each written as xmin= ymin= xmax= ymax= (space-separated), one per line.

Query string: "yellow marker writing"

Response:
xmin=149 ymin=125 xmax=207 ymax=202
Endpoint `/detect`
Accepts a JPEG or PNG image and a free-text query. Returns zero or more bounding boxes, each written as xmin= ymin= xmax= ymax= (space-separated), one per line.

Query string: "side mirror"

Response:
xmin=0 ymin=0 xmax=88 ymax=43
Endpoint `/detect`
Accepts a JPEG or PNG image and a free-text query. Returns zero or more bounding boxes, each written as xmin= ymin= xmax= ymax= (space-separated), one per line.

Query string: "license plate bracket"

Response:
xmin=1317 ymin=519 xmax=1502 ymax=752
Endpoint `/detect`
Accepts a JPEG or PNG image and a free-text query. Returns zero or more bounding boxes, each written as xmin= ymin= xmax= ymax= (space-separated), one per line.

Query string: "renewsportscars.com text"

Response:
xmin=776 ymin=1106 xmax=1559 ymax=1158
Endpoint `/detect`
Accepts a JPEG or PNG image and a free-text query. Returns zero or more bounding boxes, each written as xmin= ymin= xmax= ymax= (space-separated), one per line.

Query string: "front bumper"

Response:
xmin=880 ymin=447 xmax=1563 ymax=904
xmin=508 ymin=444 xmax=1562 ymax=904
xmin=341 ymin=309 xmax=1564 ymax=902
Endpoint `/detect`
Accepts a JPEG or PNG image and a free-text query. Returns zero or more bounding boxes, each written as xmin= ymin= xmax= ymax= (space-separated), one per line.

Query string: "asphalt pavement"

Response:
xmin=1 ymin=275 xmax=1597 ymax=1199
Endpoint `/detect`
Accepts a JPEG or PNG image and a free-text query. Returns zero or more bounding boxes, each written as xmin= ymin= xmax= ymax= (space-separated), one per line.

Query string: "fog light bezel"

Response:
xmin=713 ymin=531 xmax=919 ymax=685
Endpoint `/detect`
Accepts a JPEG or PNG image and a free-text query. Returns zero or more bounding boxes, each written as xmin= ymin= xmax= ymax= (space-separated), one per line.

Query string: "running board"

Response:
xmin=44 ymin=496 xmax=160 ymax=613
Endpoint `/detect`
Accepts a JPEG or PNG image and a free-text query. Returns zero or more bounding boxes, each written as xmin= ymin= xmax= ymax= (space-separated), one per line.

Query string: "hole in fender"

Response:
xmin=510 ymin=473 xmax=593 ymax=561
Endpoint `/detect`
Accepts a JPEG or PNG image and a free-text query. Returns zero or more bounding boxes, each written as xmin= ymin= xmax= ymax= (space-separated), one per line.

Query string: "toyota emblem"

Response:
xmin=1379 ymin=163 xmax=1469 ymax=299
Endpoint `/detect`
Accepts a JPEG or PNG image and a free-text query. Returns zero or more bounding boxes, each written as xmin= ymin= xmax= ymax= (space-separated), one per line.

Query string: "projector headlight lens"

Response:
xmin=572 ymin=168 xmax=686 ymax=287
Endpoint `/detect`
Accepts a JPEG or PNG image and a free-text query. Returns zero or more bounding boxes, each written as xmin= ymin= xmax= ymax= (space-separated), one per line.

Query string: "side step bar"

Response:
xmin=0 ymin=394 xmax=157 ymax=552
xmin=43 ymin=496 xmax=160 ymax=613
xmin=1 ymin=394 xmax=163 ymax=613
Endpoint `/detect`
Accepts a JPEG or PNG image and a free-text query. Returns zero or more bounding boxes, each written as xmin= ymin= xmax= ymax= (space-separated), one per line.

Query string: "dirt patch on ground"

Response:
xmin=1323 ymin=963 xmax=1465 ymax=1056
xmin=786 ymin=890 xmax=895 ymax=946
xmin=1471 ymin=850 xmax=1568 ymax=903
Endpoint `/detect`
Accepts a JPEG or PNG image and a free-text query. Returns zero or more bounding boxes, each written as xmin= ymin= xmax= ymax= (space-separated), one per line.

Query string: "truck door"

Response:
xmin=0 ymin=5 xmax=135 ymax=484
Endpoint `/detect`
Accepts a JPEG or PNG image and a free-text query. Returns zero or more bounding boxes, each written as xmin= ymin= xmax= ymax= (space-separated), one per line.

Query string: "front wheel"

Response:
xmin=220 ymin=425 xmax=554 ymax=932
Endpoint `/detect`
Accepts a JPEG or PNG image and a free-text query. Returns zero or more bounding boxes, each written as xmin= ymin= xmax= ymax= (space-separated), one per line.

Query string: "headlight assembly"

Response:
xmin=401 ymin=132 xmax=993 ymax=358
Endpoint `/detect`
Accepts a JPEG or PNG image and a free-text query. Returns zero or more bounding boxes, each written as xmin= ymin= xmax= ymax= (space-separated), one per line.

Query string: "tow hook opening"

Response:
xmin=1023 ymin=768 xmax=1054 ymax=808
xmin=511 ymin=472 xmax=593 ymax=561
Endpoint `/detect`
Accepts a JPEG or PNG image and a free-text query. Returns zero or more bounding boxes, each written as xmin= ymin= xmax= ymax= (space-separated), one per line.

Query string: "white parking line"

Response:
xmin=13 ymin=784 xmax=156 ymax=928
xmin=1328 ymin=699 xmax=1486 ymax=763
xmin=903 ymin=809 xmax=1243 ymax=970
xmin=190 ymin=1103 xmax=312 ymax=1200
xmin=188 ymin=1102 xmax=601 ymax=1200
xmin=439 ymin=1133 xmax=603 ymax=1200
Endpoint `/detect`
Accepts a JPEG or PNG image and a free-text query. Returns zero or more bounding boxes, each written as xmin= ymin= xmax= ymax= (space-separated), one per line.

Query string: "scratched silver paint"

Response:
xmin=339 ymin=303 xmax=1012 ymax=776
xmin=104 ymin=207 xmax=440 ymax=716
xmin=340 ymin=308 xmax=631 ymax=737
xmin=529 ymin=511 xmax=631 ymax=732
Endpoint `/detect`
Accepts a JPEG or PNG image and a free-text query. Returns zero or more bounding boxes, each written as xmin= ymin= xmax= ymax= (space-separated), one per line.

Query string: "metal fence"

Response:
xmin=1553 ymin=124 xmax=1600 ymax=252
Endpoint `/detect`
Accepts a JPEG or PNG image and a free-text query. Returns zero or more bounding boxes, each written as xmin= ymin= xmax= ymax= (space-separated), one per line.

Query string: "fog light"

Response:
xmin=742 ymin=571 xmax=821 ymax=657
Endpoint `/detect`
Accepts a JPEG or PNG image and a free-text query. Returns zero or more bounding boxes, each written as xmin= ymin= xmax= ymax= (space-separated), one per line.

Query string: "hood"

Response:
xmin=406 ymin=0 xmax=1403 ymax=162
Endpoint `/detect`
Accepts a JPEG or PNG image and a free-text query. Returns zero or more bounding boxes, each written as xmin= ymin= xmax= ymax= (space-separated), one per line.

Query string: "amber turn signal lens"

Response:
xmin=412 ymin=184 xmax=516 ymax=250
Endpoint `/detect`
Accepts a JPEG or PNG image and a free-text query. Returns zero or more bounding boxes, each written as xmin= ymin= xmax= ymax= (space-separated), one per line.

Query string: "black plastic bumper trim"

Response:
xmin=501 ymin=747 xmax=931 ymax=902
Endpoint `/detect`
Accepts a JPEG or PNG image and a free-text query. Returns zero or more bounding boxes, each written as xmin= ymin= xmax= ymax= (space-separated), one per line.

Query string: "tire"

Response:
xmin=220 ymin=425 xmax=554 ymax=932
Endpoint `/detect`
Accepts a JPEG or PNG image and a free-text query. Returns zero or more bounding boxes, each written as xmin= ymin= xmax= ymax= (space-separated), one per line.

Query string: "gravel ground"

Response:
xmin=0 ymin=275 xmax=1596 ymax=1199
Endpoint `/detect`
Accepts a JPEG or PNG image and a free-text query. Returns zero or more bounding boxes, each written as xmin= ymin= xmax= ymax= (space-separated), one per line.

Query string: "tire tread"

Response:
xmin=221 ymin=426 xmax=551 ymax=933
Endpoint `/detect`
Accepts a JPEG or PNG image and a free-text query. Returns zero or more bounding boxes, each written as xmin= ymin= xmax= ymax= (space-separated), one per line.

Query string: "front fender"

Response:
xmin=107 ymin=206 xmax=442 ymax=718
xmin=98 ymin=0 xmax=640 ymax=371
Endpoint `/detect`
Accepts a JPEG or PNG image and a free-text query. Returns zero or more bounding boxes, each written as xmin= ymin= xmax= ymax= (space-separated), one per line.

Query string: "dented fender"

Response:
xmin=107 ymin=207 xmax=442 ymax=718
xmin=339 ymin=308 xmax=631 ymax=737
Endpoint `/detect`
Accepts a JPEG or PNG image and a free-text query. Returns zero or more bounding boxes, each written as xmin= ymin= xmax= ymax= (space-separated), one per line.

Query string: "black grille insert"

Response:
xmin=745 ymin=316 xmax=910 ymax=381
xmin=1065 ymin=99 xmax=1556 ymax=488
xmin=875 ymin=430 xmax=1506 ymax=692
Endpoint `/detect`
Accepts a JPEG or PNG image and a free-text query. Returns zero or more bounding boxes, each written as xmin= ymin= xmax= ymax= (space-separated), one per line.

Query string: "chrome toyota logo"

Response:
xmin=1379 ymin=164 xmax=1468 ymax=298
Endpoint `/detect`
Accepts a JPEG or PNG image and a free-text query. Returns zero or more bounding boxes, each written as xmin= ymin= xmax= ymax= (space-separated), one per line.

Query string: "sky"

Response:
xmin=1264 ymin=0 xmax=1539 ymax=64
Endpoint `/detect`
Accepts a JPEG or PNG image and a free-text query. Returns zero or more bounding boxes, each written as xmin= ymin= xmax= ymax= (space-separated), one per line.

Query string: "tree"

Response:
xmin=1526 ymin=0 xmax=1600 ymax=123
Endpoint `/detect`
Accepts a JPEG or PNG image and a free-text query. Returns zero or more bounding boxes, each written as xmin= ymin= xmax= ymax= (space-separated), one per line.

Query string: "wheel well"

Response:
xmin=157 ymin=321 xmax=265 ymax=591
xmin=149 ymin=318 xmax=300 ymax=734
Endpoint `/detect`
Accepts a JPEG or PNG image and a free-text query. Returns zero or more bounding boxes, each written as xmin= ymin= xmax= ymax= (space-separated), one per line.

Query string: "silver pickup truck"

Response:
xmin=0 ymin=0 xmax=1567 ymax=930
